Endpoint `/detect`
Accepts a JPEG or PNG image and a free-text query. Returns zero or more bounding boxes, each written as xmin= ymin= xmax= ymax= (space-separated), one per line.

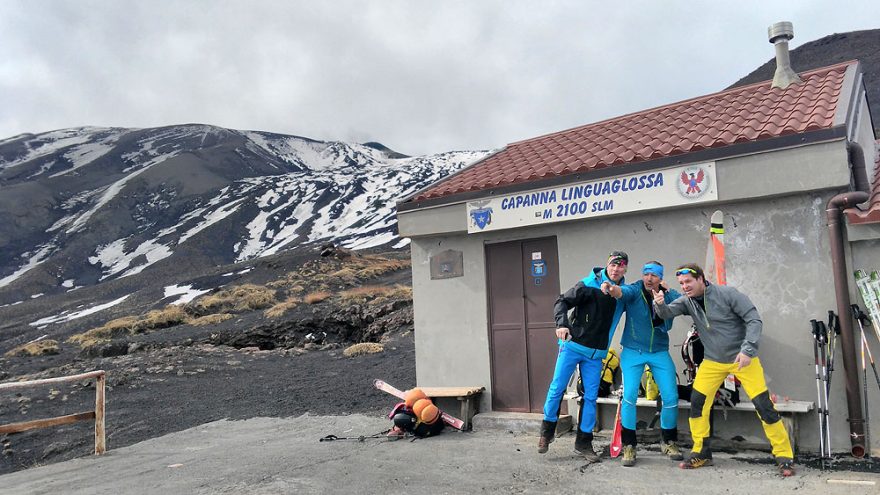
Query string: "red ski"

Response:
xmin=373 ymin=379 xmax=466 ymax=430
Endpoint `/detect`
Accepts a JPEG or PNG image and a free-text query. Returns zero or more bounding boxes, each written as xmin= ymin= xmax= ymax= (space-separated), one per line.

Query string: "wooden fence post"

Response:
xmin=0 ymin=370 xmax=108 ymax=455
xmin=95 ymin=373 xmax=106 ymax=455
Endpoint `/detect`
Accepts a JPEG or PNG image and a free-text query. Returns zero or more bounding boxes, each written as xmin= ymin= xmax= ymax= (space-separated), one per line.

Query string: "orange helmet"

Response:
xmin=404 ymin=388 xmax=428 ymax=408
xmin=418 ymin=403 xmax=441 ymax=425
xmin=412 ymin=398 xmax=434 ymax=418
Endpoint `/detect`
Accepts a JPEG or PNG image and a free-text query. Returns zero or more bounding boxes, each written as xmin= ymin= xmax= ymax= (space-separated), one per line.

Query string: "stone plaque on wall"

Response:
xmin=430 ymin=249 xmax=464 ymax=279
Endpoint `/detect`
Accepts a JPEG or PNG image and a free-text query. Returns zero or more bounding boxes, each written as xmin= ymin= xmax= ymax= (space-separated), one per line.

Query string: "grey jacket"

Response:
xmin=653 ymin=283 xmax=761 ymax=363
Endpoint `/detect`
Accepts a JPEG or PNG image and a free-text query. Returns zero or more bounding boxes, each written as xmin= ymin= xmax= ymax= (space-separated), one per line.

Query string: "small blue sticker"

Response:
xmin=531 ymin=260 xmax=546 ymax=277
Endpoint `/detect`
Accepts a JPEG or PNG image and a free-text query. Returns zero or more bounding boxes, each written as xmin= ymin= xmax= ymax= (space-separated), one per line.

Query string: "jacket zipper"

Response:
xmin=640 ymin=289 xmax=655 ymax=352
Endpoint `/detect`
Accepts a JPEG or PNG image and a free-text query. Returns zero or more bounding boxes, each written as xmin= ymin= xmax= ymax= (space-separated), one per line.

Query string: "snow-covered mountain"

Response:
xmin=0 ymin=125 xmax=487 ymax=301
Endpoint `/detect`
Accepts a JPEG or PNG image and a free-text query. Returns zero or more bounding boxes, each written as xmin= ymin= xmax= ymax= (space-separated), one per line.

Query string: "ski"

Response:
xmin=373 ymin=379 xmax=466 ymax=430
xmin=704 ymin=210 xmax=735 ymax=393
xmin=704 ymin=210 xmax=727 ymax=285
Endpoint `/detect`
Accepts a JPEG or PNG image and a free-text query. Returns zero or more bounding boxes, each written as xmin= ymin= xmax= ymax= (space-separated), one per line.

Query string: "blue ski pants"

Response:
xmin=620 ymin=347 xmax=679 ymax=430
xmin=543 ymin=343 xmax=604 ymax=433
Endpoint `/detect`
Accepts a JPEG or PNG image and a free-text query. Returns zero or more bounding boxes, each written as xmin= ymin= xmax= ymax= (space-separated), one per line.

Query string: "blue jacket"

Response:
xmin=554 ymin=267 xmax=626 ymax=359
xmin=619 ymin=281 xmax=680 ymax=353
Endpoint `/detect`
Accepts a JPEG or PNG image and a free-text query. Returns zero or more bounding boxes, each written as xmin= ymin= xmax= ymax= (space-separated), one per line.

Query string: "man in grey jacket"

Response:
xmin=652 ymin=263 xmax=794 ymax=477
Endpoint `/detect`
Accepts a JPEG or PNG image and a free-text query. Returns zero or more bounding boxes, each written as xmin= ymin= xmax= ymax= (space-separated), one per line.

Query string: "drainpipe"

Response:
xmin=826 ymin=190 xmax=869 ymax=457
xmin=847 ymin=142 xmax=872 ymax=193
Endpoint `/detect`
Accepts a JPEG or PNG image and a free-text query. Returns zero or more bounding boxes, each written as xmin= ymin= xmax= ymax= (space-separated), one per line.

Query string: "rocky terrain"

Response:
xmin=0 ymin=246 xmax=417 ymax=474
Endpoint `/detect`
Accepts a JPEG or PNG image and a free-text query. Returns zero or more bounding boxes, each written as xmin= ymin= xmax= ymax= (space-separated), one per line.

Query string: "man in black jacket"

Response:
xmin=538 ymin=251 xmax=627 ymax=463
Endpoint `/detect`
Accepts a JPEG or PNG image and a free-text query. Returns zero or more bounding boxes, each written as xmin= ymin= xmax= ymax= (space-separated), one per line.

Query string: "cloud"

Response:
xmin=0 ymin=0 xmax=876 ymax=155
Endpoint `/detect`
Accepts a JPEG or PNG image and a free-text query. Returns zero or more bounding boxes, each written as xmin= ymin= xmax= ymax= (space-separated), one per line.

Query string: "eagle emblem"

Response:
xmin=676 ymin=166 xmax=710 ymax=199
xmin=681 ymin=169 xmax=705 ymax=195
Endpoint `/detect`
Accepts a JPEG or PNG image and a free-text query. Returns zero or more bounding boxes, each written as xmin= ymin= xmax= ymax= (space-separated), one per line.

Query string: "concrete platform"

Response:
xmin=472 ymin=411 xmax=573 ymax=435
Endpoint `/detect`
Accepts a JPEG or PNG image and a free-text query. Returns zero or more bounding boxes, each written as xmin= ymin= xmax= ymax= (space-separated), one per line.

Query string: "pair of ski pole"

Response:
xmin=809 ymin=316 xmax=836 ymax=467
xmin=851 ymin=305 xmax=880 ymax=460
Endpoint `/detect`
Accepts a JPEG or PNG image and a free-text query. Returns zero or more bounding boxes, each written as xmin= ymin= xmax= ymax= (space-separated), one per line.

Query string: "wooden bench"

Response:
xmin=419 ymin=386 xmax=485 ymax=430
xmin=569 ymin=394 xmax=813 ymax=453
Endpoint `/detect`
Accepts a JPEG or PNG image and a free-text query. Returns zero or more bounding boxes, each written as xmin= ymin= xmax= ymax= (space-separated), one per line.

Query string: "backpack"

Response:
xmin=679 ymin=325 xmax=741 ymax=408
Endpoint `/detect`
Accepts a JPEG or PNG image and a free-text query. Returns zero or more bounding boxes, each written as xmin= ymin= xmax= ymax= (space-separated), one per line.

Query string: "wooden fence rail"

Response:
xmin=0 ymin=370 xmax=106 ymax=454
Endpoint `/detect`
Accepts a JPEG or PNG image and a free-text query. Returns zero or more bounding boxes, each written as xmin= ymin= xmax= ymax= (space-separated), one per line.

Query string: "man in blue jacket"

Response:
xmin=605 ymin=261 xmax=683 ymax=466
xmin=538 ymin=251 xmax=627 ymax=463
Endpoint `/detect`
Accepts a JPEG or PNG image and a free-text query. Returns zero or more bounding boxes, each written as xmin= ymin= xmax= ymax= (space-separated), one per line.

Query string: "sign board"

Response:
xmin=430 ymin=249 xmax=464 ymax=280
xmin=467 ymin=162 xmax=716 ymax=233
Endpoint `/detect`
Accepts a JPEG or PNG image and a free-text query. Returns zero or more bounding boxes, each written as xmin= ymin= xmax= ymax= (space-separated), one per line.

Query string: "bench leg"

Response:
xmin=459 ymin=398 xmax=470 ymax=430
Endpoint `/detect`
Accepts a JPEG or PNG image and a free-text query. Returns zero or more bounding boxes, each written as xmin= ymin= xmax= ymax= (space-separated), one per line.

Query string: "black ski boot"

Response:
xmin=537 ymin=420 xmax=556 ymax=453
xmin=574 ymin=430 xmax=600 ymax=463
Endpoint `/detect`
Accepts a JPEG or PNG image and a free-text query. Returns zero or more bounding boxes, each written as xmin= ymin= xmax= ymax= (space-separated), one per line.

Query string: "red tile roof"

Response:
xmin=846 ymin=139 xmax=880 ymax=224
xmin=411 ymin=61 xmax=853 ymax=203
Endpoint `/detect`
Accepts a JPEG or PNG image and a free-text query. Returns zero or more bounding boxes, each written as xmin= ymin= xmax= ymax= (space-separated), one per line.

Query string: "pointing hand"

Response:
xmin=652 ymin=289 xmax=665 ymax=306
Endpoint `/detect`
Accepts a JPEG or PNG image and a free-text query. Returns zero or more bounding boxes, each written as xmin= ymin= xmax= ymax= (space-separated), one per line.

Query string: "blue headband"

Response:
xmin=643 ymin=263 xmax=664 ymax=279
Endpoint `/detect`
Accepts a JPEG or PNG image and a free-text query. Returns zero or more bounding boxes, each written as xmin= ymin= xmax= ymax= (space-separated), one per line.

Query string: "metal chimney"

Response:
xmin=768 ymin=21 xmax=802 ymax=89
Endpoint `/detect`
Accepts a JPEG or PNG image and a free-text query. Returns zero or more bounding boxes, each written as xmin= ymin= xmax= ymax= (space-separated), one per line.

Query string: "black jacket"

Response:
xmin=553 ymin=280 xmax=620 ymax=351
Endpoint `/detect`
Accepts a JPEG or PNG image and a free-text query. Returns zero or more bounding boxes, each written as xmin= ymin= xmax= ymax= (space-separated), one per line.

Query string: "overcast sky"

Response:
xmin=1 ymin=1 xmax=877 ymax=156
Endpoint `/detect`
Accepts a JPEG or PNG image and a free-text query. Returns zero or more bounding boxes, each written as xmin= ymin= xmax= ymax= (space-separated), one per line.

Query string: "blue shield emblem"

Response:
xmin=470 ymin=207 xmax=493 ymax=230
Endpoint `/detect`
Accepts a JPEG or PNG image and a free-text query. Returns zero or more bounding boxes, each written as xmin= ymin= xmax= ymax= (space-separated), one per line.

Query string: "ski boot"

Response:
xmin=777 ymin=458 xmax=796 ymax=477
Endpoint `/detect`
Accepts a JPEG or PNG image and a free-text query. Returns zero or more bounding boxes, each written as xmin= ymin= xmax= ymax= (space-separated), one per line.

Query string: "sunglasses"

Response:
xmin=675 ymin=268 xmax=698 ymax=276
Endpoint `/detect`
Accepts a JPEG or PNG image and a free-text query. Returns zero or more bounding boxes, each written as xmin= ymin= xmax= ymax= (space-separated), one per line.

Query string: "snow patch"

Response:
xmin=66 ymin=152 xmax=179 ymax=233
xmin=29 ymin=295 xmax=130 ymax=327
xmin=89 ymin=238 xmax=173 ymax=280
xmin=0 ymin=243 xmax=56 ymax=289
xmin=164 ymin=284 xmax=211 ymax=305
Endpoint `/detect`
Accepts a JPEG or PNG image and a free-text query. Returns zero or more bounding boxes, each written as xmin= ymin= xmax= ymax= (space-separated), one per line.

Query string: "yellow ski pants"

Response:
xmin=689 ymin=357 xmax=793 ymax=459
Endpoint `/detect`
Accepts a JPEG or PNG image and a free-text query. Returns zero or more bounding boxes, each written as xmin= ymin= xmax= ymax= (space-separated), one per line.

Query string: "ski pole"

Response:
xmin=852 ymin=305 xmax=880 ymax=390
xmin=852 ymin=305 xmax=872 ymax=459
xmin=863 ymin=322 xmax=872 ymax=460
xmin=810 ymin=319 xmax=827 ymax=466
xmin=827 ymin=310 xmax=839 ymax=389
xmin=855 ymin=270 xmax=880 ymax=342
xmin=818 ymin=320 xmax=832 ymax=459
xmin=852 ymin=304 xmax=880 ymax=458
xmin=319 ymin=429 xmax=391 ymax=442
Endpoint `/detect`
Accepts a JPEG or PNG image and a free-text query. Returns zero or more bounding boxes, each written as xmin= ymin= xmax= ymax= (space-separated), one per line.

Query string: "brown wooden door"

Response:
xmin=486 ymin=237 xmax=560 ymax=413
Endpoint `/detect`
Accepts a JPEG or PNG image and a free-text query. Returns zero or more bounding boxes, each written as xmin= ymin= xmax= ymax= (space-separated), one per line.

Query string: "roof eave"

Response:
xmin=397 ymin=126 xmax=847 ymax=213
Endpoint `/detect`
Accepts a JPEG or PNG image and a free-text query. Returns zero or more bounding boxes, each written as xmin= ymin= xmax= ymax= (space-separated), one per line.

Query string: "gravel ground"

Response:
xmin=1 ymin=414 xmax=879 ymax=494
xmin=0 ymin=333 xmax=416 ymax=475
